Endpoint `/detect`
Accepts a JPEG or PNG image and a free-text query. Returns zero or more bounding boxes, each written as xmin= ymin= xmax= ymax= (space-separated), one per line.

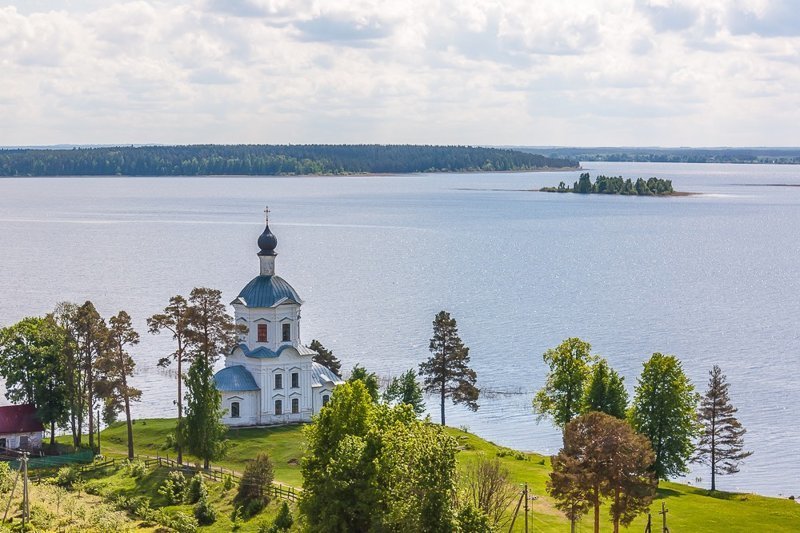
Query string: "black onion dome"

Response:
xmin=257 ymin=221 xmax=278 ymax=256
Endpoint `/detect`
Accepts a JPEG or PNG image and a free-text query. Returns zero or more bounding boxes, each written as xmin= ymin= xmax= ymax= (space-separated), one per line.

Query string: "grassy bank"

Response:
xmin=93 ymin=418 xmax=800 ymax=532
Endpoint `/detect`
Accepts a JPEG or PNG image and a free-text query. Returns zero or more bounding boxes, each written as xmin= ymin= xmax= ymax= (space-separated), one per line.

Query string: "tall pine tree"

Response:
xmin=96 ymin=310 xmax=141 ymax=460
xmin=309 ymin=339 xmax=342 ymax=377
xmin=693 ymin=365 xmax=752 ymax=491
xmin=419 ymin=311 xmax=479 ymax=425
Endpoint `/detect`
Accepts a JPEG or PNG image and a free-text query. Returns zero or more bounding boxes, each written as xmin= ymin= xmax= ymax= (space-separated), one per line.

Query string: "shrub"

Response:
xmin=194 ymin=493 xmax=217 ymax=525
xmin=158 ymin=470 xmax=187 ymax=504
xmin=124 ymin=459 xmax=147 ymax=478
xmin=230 ymin=506 xmax=242 ymax=531
xmin=0 ymin=463 xmax=14 ymax=493
xmin=186 ymin=473 xmax=207 ymax=504
xmin=235 ymin=453 xmax=274 ymax=516
xmin=269 ymin=501 xmax=294 ymax=532
xmin=156 ymin=509 xmax=198 ymax=533
xmin=55 ymin=465 xmax=81 ymax=488
xmin=223 ymin=473 xmax=235 ymax=491
xmin=456 ymin=503 xmax=492 ymax=532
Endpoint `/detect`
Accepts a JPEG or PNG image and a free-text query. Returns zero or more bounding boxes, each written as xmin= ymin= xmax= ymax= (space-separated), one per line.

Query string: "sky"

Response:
xmin=1 ymin=0 xmax=799 ymax=146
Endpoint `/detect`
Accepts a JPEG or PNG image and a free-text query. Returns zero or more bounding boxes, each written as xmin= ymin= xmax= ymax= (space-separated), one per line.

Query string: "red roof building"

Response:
xmin=0 ymin=404 xmax=44 ymax=450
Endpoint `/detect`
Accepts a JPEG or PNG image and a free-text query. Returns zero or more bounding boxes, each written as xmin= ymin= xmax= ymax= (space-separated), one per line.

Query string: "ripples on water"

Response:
xmin=0 ymin=162 xmax=798 ymax=496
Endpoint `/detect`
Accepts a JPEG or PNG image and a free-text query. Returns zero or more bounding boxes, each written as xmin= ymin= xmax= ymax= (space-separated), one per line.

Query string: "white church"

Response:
xmin=214 ymin=209 xmax=343 ymax=426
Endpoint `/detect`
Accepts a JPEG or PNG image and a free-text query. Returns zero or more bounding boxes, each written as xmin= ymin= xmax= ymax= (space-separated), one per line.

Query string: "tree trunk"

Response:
xmin=125 ymin=392 xmax=134 ymax=460
xmin=50 ymin=420 xmax=56 ymax=446
xmin=613 ymin=488 xmax=620 ymax=533
xmin=594 ymin=485 xmax=600 ymax=533
xmin=440 ymin=380 xmax=446 ymax=426
xmin=177 ymin=348 xmax=183 ymax=464
xmin=204 ymin=457 xmax=209 ymax=470
xmin=88 ymin=370 xmax=94 ymax=450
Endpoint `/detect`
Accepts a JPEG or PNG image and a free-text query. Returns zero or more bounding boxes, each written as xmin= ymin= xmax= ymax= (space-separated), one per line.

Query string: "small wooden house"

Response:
xmin=0 ymin=404 xmax=44 ymax=451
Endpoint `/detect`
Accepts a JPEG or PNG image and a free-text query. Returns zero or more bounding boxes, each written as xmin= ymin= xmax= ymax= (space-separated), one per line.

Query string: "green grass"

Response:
xmin=78 ymin=462 xmax=298 ymax=532
xmin=92 ymin=418 xmax=800 ymax=532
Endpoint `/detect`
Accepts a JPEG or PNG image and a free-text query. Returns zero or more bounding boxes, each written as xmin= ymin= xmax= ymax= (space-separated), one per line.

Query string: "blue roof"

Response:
xmin=214 ymin=365 xmax=260 ymax=391
xmin=234 ymin=275 xmax=302 ymax=308
xmin=237 ymin=343 xmax=318 ymax=359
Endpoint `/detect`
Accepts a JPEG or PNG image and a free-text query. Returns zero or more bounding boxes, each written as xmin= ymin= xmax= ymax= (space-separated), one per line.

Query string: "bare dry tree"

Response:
xmin=460 ymin=455 xmax=518 ymax=529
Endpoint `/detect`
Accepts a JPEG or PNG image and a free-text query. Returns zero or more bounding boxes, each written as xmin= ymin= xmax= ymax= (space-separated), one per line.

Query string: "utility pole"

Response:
xmin=21 ymin=451 xmax=29 ymax=528
xmin=523 ymin=482 xmax=528 ymax=533
xmin=659 ymin=502 xmax=669 ymax=533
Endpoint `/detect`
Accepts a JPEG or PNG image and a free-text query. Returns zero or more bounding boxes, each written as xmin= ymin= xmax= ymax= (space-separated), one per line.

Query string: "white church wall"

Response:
xmin=221 ymin=392 xmax=259 ymax=426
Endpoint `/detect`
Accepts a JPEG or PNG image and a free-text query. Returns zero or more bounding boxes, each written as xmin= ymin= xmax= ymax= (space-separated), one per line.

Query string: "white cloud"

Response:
xmin=0 ymin=0 xmax=798 ymax=146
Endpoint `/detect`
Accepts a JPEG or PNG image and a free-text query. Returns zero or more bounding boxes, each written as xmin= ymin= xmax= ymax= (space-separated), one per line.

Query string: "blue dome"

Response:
xmin=235 ymin=275 xmax=301 ymax=308
xmin=258 ymin=221 xmax=278 ymax=256
xmin=214 ymin=365 xmax=259 ymax=391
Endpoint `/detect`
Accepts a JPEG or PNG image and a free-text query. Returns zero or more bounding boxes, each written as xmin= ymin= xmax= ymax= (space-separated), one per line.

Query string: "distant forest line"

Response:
xmin=515 ymin=147 xmax=800 ymax=165
xmin=0 ymin=144 xmax=577 ymax=177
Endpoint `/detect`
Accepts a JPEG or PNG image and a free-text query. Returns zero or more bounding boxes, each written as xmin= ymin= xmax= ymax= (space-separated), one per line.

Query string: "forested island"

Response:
xmin=541 ymin=172 xmax=676 ymax=196
xmin=0 ymin=144 xmax=577 ymax=176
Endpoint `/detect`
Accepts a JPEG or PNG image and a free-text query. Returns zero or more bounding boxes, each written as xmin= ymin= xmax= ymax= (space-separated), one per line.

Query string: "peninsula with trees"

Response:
xmin=541 ymin=172 xmax=677 ymax=196
xmin=0 ymin=144 xmax=577 ymax=177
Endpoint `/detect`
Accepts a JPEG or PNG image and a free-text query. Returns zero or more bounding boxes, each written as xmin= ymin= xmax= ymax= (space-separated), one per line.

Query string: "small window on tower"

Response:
xmin=257 ymin=323 xmax=268 ymax=343
xmin=291 ymin=372 xmax=299 ymax=388
xmin=282 ymin=323 xmax=291 ymax=342
xmin=275 ymin=373 xmax=283 ymax=390
xmin=292 ymin=398 xmax=299 ymax=414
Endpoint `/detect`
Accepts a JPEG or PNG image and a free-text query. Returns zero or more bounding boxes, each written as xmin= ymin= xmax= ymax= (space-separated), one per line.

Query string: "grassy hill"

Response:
xmin=93 ymin=419 xmax=800 ymax=532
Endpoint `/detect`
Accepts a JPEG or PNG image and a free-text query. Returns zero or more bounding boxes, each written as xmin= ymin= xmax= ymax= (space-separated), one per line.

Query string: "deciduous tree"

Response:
xmin=419 ymin=311 xmax=479 ymax=426
xmin=96 ymin=310 xmax=141 ymax=460
xmin=548 ymin=412 xmax=656 ymax=533
xmin=0 ymin=316 xmax=70 ymax=445
xmin=383 ymin=369 xmax=426 ymax=416
xmin=533 ymin=337 xmax=594 ymax=427
xmin=147 ymin=295 xmax=191 ymax=463
xmin=630 ymin=353 xmax=699 ymax=480
xmin=309 ymin=339 xmax=342 ymax=377
xmin=461 ymin=456 xmax=517 ymax=529
xmin=693 ymin=365 xmax=752 ymax=491
xmin=301 ymin=381 xmax=460 ymax=532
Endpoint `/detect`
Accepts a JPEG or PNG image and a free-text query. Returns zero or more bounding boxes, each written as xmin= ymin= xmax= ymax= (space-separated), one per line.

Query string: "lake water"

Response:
xmin=0 ymin=162 xmax=798 ymax=496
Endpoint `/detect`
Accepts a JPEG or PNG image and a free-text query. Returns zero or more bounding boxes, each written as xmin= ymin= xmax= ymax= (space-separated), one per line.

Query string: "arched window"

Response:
xmin=274 ymin=399 xmax=282 ymax=415
xmin=322 ymin=394 xmax=330 ymax=406
xmin=291 ymin=398 xmax=299 ymax=414
xmin=231 ymin=401 xmax=240 ymax=418
xmin=257 ymin=323 xmax=268 ymax=343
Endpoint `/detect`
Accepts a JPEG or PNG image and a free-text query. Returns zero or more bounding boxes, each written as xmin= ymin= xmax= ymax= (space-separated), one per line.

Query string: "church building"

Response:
xmin=214 ymin=209 xmax=343 ymax=426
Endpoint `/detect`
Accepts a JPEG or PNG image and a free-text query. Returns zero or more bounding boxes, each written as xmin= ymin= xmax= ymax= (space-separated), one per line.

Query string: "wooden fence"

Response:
xmin=147 ymin=455 xmax=301 ymax=503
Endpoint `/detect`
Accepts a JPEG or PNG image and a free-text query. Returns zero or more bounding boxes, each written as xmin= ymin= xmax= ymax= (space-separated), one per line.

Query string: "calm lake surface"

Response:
xmin=1 ymin=162 xmax=798 ymax=496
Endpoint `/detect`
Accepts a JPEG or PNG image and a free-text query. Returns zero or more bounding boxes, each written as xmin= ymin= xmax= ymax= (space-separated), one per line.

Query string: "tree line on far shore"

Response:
xmin=541 ymin=172 xmax=675 ymax=195
xmin=0 ymin=144 xmax=577 ymax=177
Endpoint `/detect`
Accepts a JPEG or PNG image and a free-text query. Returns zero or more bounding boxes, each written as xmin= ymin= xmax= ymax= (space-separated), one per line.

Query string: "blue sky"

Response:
xmin=1 ymin=0 xmax=798 ymax=146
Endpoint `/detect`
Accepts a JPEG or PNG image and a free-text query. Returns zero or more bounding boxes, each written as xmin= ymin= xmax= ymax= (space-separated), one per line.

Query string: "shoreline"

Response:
xmin=0 ymin=167 xmax=582 ymax=179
